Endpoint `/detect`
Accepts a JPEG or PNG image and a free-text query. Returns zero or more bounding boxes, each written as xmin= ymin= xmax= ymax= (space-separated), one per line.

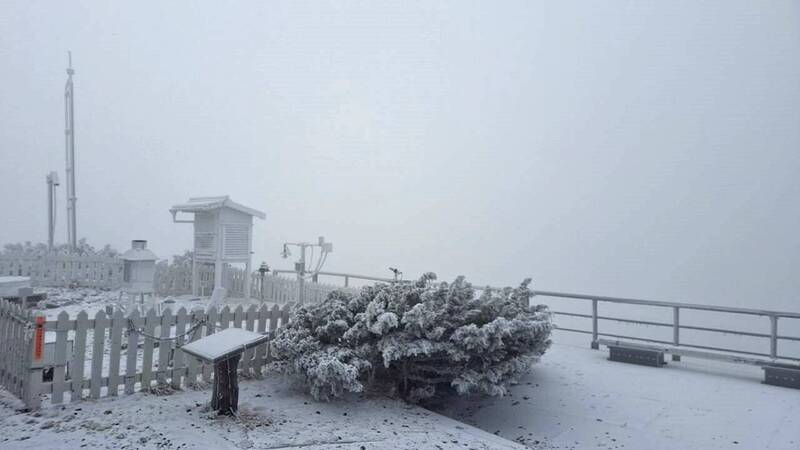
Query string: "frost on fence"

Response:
xmin=0 ymin=300 xmax=35 ymax=404
xmin=0 ymin=252 xmax=347 ymax=303
xmin=0 ymin=255 xmax=123 ymax=289
xmin=7 ymin=303 xmax=292 ymax=409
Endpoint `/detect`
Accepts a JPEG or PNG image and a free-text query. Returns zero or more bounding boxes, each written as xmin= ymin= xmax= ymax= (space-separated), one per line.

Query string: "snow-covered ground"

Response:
xmin=12 ymin=288 xmax=799 ymax=449
xmin=0 ymin=377 xmax=523 ymax=450
xmin=3 ymin=287 xmax=525 ymax=449
xmin=434 ymin=337 xmax=800 ymax=450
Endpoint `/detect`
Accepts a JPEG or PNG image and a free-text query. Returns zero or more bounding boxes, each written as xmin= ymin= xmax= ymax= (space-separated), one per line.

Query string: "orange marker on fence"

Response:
xmin=34 ymin=315 xmax=45 ymax=361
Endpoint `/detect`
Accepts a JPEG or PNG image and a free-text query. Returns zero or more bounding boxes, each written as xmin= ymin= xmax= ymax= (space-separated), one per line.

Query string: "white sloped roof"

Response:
xmin=169 ymin=196 xmax=266 ymax=219
xmin=120 ymin=247 xmax=158 ymax=261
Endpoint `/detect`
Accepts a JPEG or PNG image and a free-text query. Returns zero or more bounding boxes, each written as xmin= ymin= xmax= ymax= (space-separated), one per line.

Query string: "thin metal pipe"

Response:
xmin=551 ymin=310 xmax=800 ymax=342
xmin=673 ymin=307 xmax=680 ymax=347
xmin=591 ymin=300 xmax=598 ymax=350
xmin=556 ymin=328 xmax=800 ymax=362
xmin=595 ymin=332 xmax=673 ymax=346
xmin=534 ymin=290 xmax=800 ymax=319
xmin=552 ymin=311 xmax=671 ymax=328
xmin=553 ymin=327 xmax=592 ymax=335
xmin=272 ymin=269 xmax=400 ymax=284
xmin=770 ymin=316 xmax=778 ymax=359
xmin=679 ymin=342 xmax=800 ymax=362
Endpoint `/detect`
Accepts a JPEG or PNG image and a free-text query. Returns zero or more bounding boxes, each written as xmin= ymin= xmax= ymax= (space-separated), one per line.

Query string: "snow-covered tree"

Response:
xmin=270 ymin=273 xmax=553 ymax=402
xmin=1 ymin=239 xmax=118 ymax=257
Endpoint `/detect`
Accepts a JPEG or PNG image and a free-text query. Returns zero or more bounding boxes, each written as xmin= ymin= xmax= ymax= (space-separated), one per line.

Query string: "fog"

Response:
xmin=1 ymin=1 xmax=798 ymax=316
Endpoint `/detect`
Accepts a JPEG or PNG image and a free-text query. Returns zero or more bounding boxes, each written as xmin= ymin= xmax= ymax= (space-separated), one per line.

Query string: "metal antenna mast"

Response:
xmin=281 ymin=236 xmax=333 ymax=304
xmin=64 ymin=51 xmax=77 ymax=250
xmin=46 ymin=171 xmax=60 ymax=251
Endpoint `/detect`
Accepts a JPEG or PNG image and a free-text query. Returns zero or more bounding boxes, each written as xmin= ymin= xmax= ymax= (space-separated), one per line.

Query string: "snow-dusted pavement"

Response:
xmin=434 ymin=339 xmax=800 ymax=450
xmin=8 ymin=288 xmax=798 ymax=449
xmin=0 ymin=377 xmax=523 ymax=450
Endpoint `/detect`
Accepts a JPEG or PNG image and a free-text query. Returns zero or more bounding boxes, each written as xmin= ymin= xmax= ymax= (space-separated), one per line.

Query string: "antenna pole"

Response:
xmin=64 ymin=51 xmax=77 ymax=250
xmin=46 ymin=172 xmax=59 ymax=251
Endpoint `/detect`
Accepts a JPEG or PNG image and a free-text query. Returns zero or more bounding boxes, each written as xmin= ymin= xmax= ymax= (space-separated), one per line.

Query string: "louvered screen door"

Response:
xmin=222 ymin=224 xmax=250 ymax=259
xmin=194 ymin=232 xmax=217 ymax=259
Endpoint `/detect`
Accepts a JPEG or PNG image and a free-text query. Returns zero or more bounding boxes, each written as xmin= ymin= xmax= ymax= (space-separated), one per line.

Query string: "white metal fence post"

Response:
xmin=770 ymin=315 xmax=778 ymax=359
xmin=591 ymin=299 xmax=599 ymax=349
xmin=672 ymin=307 xmax=681 ymax=361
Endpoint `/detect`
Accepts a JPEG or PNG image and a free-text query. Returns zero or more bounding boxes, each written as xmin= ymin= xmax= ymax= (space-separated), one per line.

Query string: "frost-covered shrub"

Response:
xmin=1 ymin=239 xmax=118 ymax=257
xmin=270 ymin=273 xmax=553 ymax=402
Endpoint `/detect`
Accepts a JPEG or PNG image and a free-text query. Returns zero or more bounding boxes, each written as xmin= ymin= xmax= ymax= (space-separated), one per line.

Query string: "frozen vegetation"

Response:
xmin=270 ymin=274 xmax=553 ymax=402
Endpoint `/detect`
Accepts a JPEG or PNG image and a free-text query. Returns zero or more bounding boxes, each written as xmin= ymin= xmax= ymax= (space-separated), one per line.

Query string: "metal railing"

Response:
xmin=271 ymin=269 xmax=399 ymax=287
xmin=534 ymin=290 xmax=800 ymax=363
xmin=267 ymin=270 xmax=800 ymax=364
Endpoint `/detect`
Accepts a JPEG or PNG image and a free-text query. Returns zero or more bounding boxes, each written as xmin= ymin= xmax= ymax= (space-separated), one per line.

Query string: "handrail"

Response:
xmin=532 ymin=290 xmax=800 ymax=319
xmin=533 ymin=290 xmax=800 ymax=363
xmin=271 ymin=269 xmax=401 ymax=285
xmin=268 ymin=269 xmax=800 ymax=363
xmin=551 ymin=310 xmax=800 ymax=342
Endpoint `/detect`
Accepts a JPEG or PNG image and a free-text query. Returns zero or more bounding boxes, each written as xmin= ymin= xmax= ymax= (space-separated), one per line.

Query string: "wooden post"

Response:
xmin=191 ymin=256 xmax=198 ymax=296
xmin=90 ymin=311 xmax=108 ymax=399
xmin=24 ymin=314 xmax=45 ymax=409
xmin=52 ymin=312 xmax=70 ymax=403
xmin=211 ymin=354 xmax=241 ymax=415
xmin=125 ymin=310 xmax=141 ymax=394
xmin=73 ymin=310 xmax=89 ymax=400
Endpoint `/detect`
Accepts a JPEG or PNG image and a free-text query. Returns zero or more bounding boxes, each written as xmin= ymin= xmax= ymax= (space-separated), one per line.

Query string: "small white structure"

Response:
xmin=121 ymin=240 xmax=158 ymax=295
xmin=120 ymin=240 xmax=158 ymax=311
xmin=0 ymin=276 xmax=31 ymax=298
xmin=170 ymin=196 xmax=265 ymax=299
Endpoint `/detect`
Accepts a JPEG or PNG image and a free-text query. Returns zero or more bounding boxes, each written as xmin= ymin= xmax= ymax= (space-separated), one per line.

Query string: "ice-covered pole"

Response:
xmin=64 ymin=51 xmax=77 ymax=250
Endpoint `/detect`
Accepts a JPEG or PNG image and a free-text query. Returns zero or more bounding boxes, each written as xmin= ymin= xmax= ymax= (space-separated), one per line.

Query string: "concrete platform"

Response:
xmin=0 ymin=377 xmax=524 ymax=449
xmin=435 ymin=341 xmax=800 ymax=449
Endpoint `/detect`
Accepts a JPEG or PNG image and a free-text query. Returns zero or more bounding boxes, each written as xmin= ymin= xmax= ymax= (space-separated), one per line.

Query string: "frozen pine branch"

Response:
xmin=270 ymin=274 xmax=553 ymax=403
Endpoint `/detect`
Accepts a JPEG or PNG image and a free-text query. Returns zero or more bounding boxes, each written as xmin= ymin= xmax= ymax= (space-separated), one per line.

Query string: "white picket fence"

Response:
xmin=0 ymin=255 xmax=122 ymax=289
xmin=0 ymin=300 xmax=35 ymax=404
xmin=1 ymin=254 xmax=350 ymax=302
xmin=2 ymin=302 xmax=296 ymax=409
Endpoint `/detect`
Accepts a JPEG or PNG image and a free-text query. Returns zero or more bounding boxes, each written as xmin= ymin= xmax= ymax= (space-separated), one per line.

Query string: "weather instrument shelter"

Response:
xmin=170 ymin=196 xmax=265 ymax=298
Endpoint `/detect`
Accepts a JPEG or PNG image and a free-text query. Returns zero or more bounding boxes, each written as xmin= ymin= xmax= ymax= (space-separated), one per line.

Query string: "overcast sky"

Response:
xmin=1 ymin=1 xmax=798 ymax=312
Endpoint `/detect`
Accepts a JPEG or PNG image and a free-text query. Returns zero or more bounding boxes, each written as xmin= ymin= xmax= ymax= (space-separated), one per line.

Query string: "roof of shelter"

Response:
xmin=169 ymin=196 xmax=266 ymax=219
xmin=120 ymin=247 xmax=158 ymax=262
